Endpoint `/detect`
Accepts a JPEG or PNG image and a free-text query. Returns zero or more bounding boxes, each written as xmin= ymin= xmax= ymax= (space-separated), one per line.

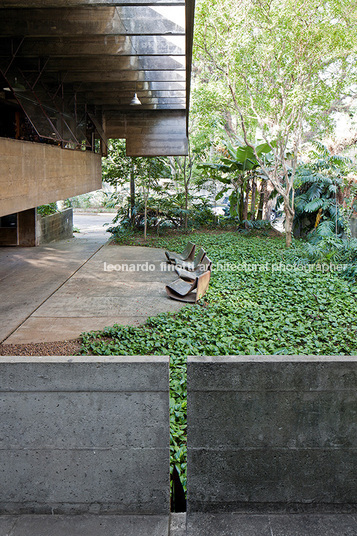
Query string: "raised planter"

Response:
xmin=187 ymin=355 xmax=357 ymax=514
xmin=0 ymin=356 xmax=170 ymax=515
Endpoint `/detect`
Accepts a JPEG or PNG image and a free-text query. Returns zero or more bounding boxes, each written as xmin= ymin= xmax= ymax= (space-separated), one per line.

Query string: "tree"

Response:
xmin=200 ymin=139 xmax=272 ymax=222
xmin=194 ymin=0 xmax=357 ymax=246
xmin=102 ymin=139 xmax=171 ymax=239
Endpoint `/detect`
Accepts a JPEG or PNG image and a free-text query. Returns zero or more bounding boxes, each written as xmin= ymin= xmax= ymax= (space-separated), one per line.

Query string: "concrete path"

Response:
xmin=0 ymin=234 xmax=107 ymax=343
xmin=1 ymin=238 xmax=185 ymax=344
xmin=73 ymin=211 xmax=115 ymax=240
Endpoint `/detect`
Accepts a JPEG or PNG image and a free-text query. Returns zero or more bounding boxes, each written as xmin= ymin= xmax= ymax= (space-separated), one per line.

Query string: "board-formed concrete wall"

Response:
xmin=0 ymin=138 xmax=102 ymax=217
xmin=0 ymin=356 xmax=170 ymax=515
xmin=37 ymin=207 xmax=73 ymax=244
xmin=187 ymin=356 xmax=357 ymax=513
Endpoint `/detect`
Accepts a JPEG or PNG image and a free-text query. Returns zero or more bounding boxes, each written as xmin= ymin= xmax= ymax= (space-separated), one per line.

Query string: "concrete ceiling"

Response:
xmin=0 ymin=0 xmax=195 ymax=155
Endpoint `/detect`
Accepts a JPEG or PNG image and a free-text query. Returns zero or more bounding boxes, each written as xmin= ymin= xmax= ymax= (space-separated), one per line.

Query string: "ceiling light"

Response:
xmin=130 ymin=92 xmax=142 ymax=106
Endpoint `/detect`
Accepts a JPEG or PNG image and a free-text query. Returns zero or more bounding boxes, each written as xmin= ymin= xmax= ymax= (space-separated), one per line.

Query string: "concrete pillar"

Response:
xmin=17 ymin=208 xmax=38 ymax=246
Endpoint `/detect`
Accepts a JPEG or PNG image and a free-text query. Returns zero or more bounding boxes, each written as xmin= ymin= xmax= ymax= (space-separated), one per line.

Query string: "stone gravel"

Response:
xmin=0 ymin=339 xmax=82 ymax=356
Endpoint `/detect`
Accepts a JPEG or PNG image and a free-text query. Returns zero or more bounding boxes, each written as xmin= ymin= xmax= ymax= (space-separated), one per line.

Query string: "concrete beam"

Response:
xmin=105 ymin=109 xmax=188 ymax=155
xmin=80 ymin=90 xmax=186 ymax=100
xmin=0 ymin=35 xmax=185 ymax=56
xmin=19 ymin=56 xmax=186 ymax=72
xmin=72 ymin=81 xmax=186 ymax=91
xmin=0 ymin=7 xmax=185 ymax=37
xmin=0 ymin=138 xmax=102 ymax=218
xmin=0 ymin=0 xmax=184 ymax=5
xmin=63 ymin=70 xmax=185 ymax=82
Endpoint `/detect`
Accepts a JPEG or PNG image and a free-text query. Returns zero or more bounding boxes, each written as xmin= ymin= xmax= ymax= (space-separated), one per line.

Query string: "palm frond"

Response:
xmin=303 ymin=198 xmax=324 ymax=213
xmin=306 ymin=183 xmax=322 ymax=201
xmin=315 ymin=219 xmax=335 ymax=238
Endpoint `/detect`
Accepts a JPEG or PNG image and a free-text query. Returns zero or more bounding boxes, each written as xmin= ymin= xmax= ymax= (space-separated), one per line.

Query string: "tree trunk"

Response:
xmin=130 ymin=159 xmax=135 ymax=227
xmin=256 ymin=180 xmax=266 ymax=220
xmin=184 ymin=157 xmax=188 ymax=232
xmin=243 ymin=179 xmax=250 ymax=226
xmin=144 ymin=190 xmax=148 ymax=241
xmin=284 ymin=201 xmax=295 ymax=247
xmin=250 ymin=177 xmax=257 ymax=220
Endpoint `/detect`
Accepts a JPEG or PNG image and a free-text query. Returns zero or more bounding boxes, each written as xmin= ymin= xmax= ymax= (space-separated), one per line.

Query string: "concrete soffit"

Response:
xmin=0 ymin=0 xmax=195 ymax=156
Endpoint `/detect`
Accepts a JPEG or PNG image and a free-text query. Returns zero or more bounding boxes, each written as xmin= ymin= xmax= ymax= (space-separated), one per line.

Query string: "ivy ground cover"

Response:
xmin=80 ymin=232 xmax=357 ymax=493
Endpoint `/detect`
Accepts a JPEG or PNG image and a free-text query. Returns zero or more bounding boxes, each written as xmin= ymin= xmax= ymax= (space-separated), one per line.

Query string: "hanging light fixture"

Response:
xmin=130 ymin=92 xmax=142 ymax=106
xmin=130 ymin=81 xmax=141 ymax=106
xmin=3 ymin=77 xmax=26 ymax=92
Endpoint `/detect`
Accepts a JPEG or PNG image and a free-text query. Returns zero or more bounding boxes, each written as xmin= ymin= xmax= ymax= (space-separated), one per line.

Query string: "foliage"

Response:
xmin=294 ymin=143 xmax=356 ymax=239
xmin=200 ymin=139 xmax=272 ymax=220
xmin=194 ymin=0 xmax=357 ymax=245
xmin=287 ymin=235 xmax=357 ymax=283
xmin=102 ymin=139 xmax=214 ymax=237
xmin=80 ymin=232 xmax=357 ymax=492
xmin=37 ymin=203 xmax=58 ymax=216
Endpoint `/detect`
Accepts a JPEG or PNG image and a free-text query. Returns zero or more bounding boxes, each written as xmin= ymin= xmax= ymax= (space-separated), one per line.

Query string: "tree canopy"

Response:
xmin=193 ymin=0 xmax=357 ymax=245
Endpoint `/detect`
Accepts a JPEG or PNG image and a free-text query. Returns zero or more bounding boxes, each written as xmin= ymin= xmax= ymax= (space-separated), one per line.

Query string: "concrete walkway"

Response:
xmin=73 ymin=211 xmax=115 ymax=241
xmin=0 ymin=231 xmax=185 ymax=344
xmin=0 ymin=235 xmax=106 ymax=343
xmin=187 ymin=513 xmax=357 ymax=535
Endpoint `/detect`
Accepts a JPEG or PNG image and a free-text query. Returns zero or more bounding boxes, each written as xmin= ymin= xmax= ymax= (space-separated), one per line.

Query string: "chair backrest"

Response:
xmin=196 ymin=255 xmax=212 ymax=273
xmin=196 ymin=269 xmax=211 ymax=300
xmin=182 ymin=241 xmax=195 ymax=259
xmin=192 ymin=247 xmax=206 ymax=268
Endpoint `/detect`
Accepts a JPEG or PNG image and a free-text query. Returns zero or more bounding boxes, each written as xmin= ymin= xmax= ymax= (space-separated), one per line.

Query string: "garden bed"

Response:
xmin=79 ymin=231 xmax=357 ymax=496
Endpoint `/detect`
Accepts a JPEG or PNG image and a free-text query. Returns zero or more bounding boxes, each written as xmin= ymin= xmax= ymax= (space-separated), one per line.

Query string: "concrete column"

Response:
xmin=17 ymin=208 xmax=38 ymax=246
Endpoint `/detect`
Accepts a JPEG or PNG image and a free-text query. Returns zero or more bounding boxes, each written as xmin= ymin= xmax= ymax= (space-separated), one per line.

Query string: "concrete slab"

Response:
xmin=0 ymin=515 xmax=17 ymax=535
xmin=4 ymin=317 xmax=146 ymax=344
xmin=186 ymin=513 xmax=357 ymax=536
xmin=3 ymin=515 xmax=169 ymax=536
xmin=269 ymin=514 xmax=357 ymax=536
xmin=2 ymin=242 xmax=185 ymax=344
xmin=3 ymin=513 xmax=357 ymax=536
xmin=0 ymin=236 xmax=107 ymax=343
xmin=187 ymin=513 xmax=272 ymax=536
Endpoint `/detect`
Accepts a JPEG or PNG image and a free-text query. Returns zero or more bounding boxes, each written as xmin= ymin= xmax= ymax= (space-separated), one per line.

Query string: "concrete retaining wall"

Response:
xmin=0 ymin=356 xmax=170 ymax=515
xmin=187 ymin=356 xmax=357 ymax=513
xmin=37 ymin=207 xmax=73 ymax=244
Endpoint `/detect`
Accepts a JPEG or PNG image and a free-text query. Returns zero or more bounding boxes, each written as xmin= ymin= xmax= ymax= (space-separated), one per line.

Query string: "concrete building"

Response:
xmin=0 ymin=0 xmax=194 ymax=245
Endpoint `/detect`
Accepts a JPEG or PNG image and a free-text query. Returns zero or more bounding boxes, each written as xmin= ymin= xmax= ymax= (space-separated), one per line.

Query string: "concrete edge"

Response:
xmin=0 ymin=356 xmax=170 ymax=363
xmin=187 ymin=355 xmax=357 ymax=363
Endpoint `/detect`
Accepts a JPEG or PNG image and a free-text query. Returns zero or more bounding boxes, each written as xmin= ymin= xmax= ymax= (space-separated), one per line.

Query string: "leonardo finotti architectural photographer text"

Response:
xmin=103 ymin=261 xmax=350 ymax=273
